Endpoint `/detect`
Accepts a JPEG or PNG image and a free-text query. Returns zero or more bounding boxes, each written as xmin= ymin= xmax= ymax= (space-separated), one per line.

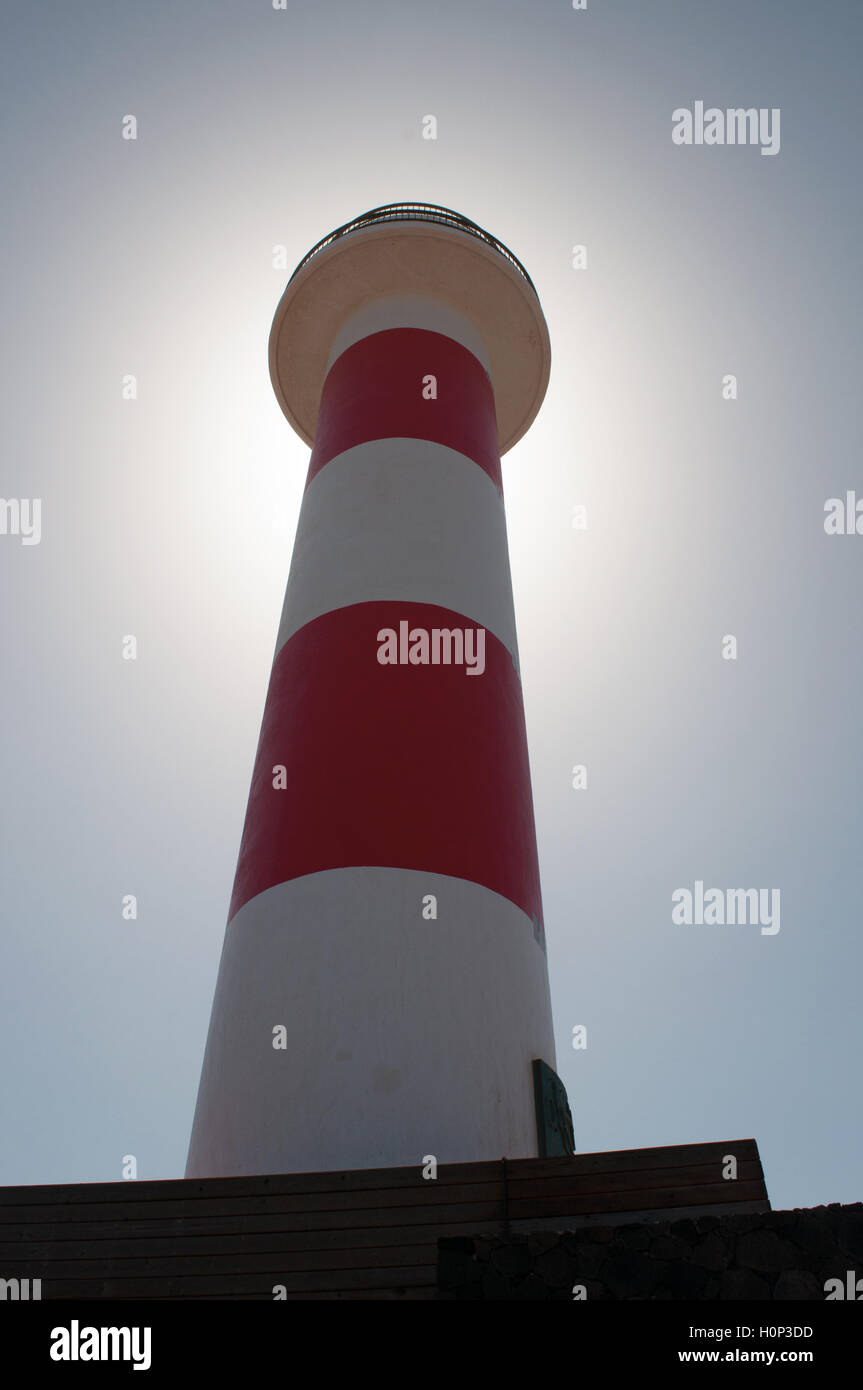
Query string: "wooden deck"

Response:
xmin=0 ymin=1139 xmax=769 ymax=1300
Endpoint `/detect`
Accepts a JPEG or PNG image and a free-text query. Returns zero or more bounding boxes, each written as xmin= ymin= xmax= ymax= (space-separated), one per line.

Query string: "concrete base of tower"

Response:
xmin=185 ymin=867 xmax=557 ymax=1178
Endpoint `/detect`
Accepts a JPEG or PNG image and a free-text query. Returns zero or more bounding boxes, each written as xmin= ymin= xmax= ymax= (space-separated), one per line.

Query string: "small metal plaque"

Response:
xmin=532 ymin=1058 xmax=575 ymax=1157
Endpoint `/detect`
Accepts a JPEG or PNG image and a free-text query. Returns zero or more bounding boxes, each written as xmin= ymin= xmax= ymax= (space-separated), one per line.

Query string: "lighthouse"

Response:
xmin=186 ymin=203 xmax=569 ymax=1178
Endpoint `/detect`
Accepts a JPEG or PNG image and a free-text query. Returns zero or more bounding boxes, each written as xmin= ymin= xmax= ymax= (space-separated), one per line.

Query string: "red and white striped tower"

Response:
xmin=186 ymin=204 xmax=562 ymax=1178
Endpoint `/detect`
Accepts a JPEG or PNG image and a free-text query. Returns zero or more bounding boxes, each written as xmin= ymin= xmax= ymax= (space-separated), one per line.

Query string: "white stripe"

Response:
xmin=275 ymin=438 xmax=520 ymax=664
xmin=325 ymin=293 xmax=491 ymax=375
xmin=185 ymin=868 xmax=556 ymax=1177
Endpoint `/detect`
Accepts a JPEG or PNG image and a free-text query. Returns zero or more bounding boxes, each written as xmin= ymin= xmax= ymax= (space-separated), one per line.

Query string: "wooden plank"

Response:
xmin=0 ymin=1183 xmax=765 ymax=1243
xmin=505 ymin=1140 xmax=761 ymax=1181
xmin=0 ymin=1214 xmax=508 ymax=1250
xmin=0 ymin=1219 xmax=493 ymax=1261
xmin=0 ymin=1197 xmax=506 ymax=1236
xmin=0 ymin=1137 xmax=768 ymax=1305
xmin=506 ymin=1161 xmax=766 ymax=1201
xmin=5 ymin=1245 xmax=438 ymax=1279
xmin=506 ymin=1179 xmax=769 ymax=1220
xmin=0 ymin=1161 xmax=503 ymax=1209
xmin=0 ymin=1179 xmax=506 ymax=1225
xmin=0 ymin=1162 xmax=764 ymax=1227
xmin=0 ymin=1141 xmax=761 ymax=1210
xmin=0 ymin=1167 xmax=765 ymax=1258
xmin=279 ymin=1287 xmax=437 ymax=1300
xmin=229 ymin=1287 xmax=438 ymax=1301
xmin=0 ymin=1179 xmax=762 ymax=1231
xmin=43 ymin=1286 xmax=439 ymax=1302
xmin=18 ymin=1266 xmax=436 ymax=1299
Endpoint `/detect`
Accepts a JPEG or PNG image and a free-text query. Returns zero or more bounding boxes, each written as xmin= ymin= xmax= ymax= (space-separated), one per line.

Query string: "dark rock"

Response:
xmin=661 ymin=1260 xmax=708 ymax=1299
xmin=692 ymin=1233 xmax=731 ymax=1271
xmin=837 ymin=1208 xmax=863 ymax=1258
xmin=603 ymin=1253 xmax=663 ymax=1299
xmin=725 ymin=1213 xmax=769 ymax=1236
xmin=719 ymin=1268 xmax=771 ymax=1300
xmin=785 ymin=1212 xmax=836 ymax=1260
xmin=512 ymin=1273 xmax=550 ymax=1300
xmin=437 ymin=1246 xmax=479 ymax=1289
xmin=653 ymin=1235 xmax=693 ymax=1261
xmin=817 ymin=1257 xmax=854 ymax=1288
xmin=669 ymin=1219 xmax=699 ymax=1244
xmin=570 ymin=1243 xmax=609 ymax=1278
xmin=490 ymin=1239 xmax=531 ymax=1279
xmin=454 ymin=1282 xmax=484 ymax=1300
xmin=614 ymin=1225 xmax=651 ymax=1251
xmin=481 ymin=1268 xmax=513 ymax=1300
xmin=773 ymin=1270 xmax=822 ymax=1300
xmin=528 ymin=1231 xmax=559 ymax=1257
xmin=549 ymin=1283 xmax=578 ymax=1301
xmin=580 ymin=1278 xmax=610 ymax=1300
xmin=694 ymin=1215 xmax=720 ymax=1234
xmin=736 ymin=1229 xmax=800 ymax=1272
xmin=535 ymin=1244 xmax=575 ymax=1288
xmin=471 ymin=1203 xmax=863 ymax=1304
xmin=560 ymin=1230 xmax=586 ymax=1254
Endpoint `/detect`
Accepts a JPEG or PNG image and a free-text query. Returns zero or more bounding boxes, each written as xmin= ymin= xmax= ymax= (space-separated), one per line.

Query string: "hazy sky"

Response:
xmin=1 ymin=0 xmax=860 ymax=1214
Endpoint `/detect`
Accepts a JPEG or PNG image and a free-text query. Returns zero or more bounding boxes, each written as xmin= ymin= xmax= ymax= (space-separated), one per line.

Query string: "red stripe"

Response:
xmin=228 ymin=602 xmax=542 ymax=926
xmin=307 ymin=329 xmax=502 ymax=490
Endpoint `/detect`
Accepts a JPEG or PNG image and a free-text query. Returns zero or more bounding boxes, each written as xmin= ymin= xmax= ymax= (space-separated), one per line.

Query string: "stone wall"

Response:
xmin=437 ymin=1203 xmax=863 ymax=1300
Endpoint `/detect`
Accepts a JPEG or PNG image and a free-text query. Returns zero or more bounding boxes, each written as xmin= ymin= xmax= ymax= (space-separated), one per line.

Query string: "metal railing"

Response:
xmin=287 ymin=202 xmax=536 ymax=292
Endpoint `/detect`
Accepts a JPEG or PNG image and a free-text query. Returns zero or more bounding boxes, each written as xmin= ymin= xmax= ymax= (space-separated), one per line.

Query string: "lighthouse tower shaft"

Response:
xmin=186 ymin=205 xmax=558 ymax=1177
